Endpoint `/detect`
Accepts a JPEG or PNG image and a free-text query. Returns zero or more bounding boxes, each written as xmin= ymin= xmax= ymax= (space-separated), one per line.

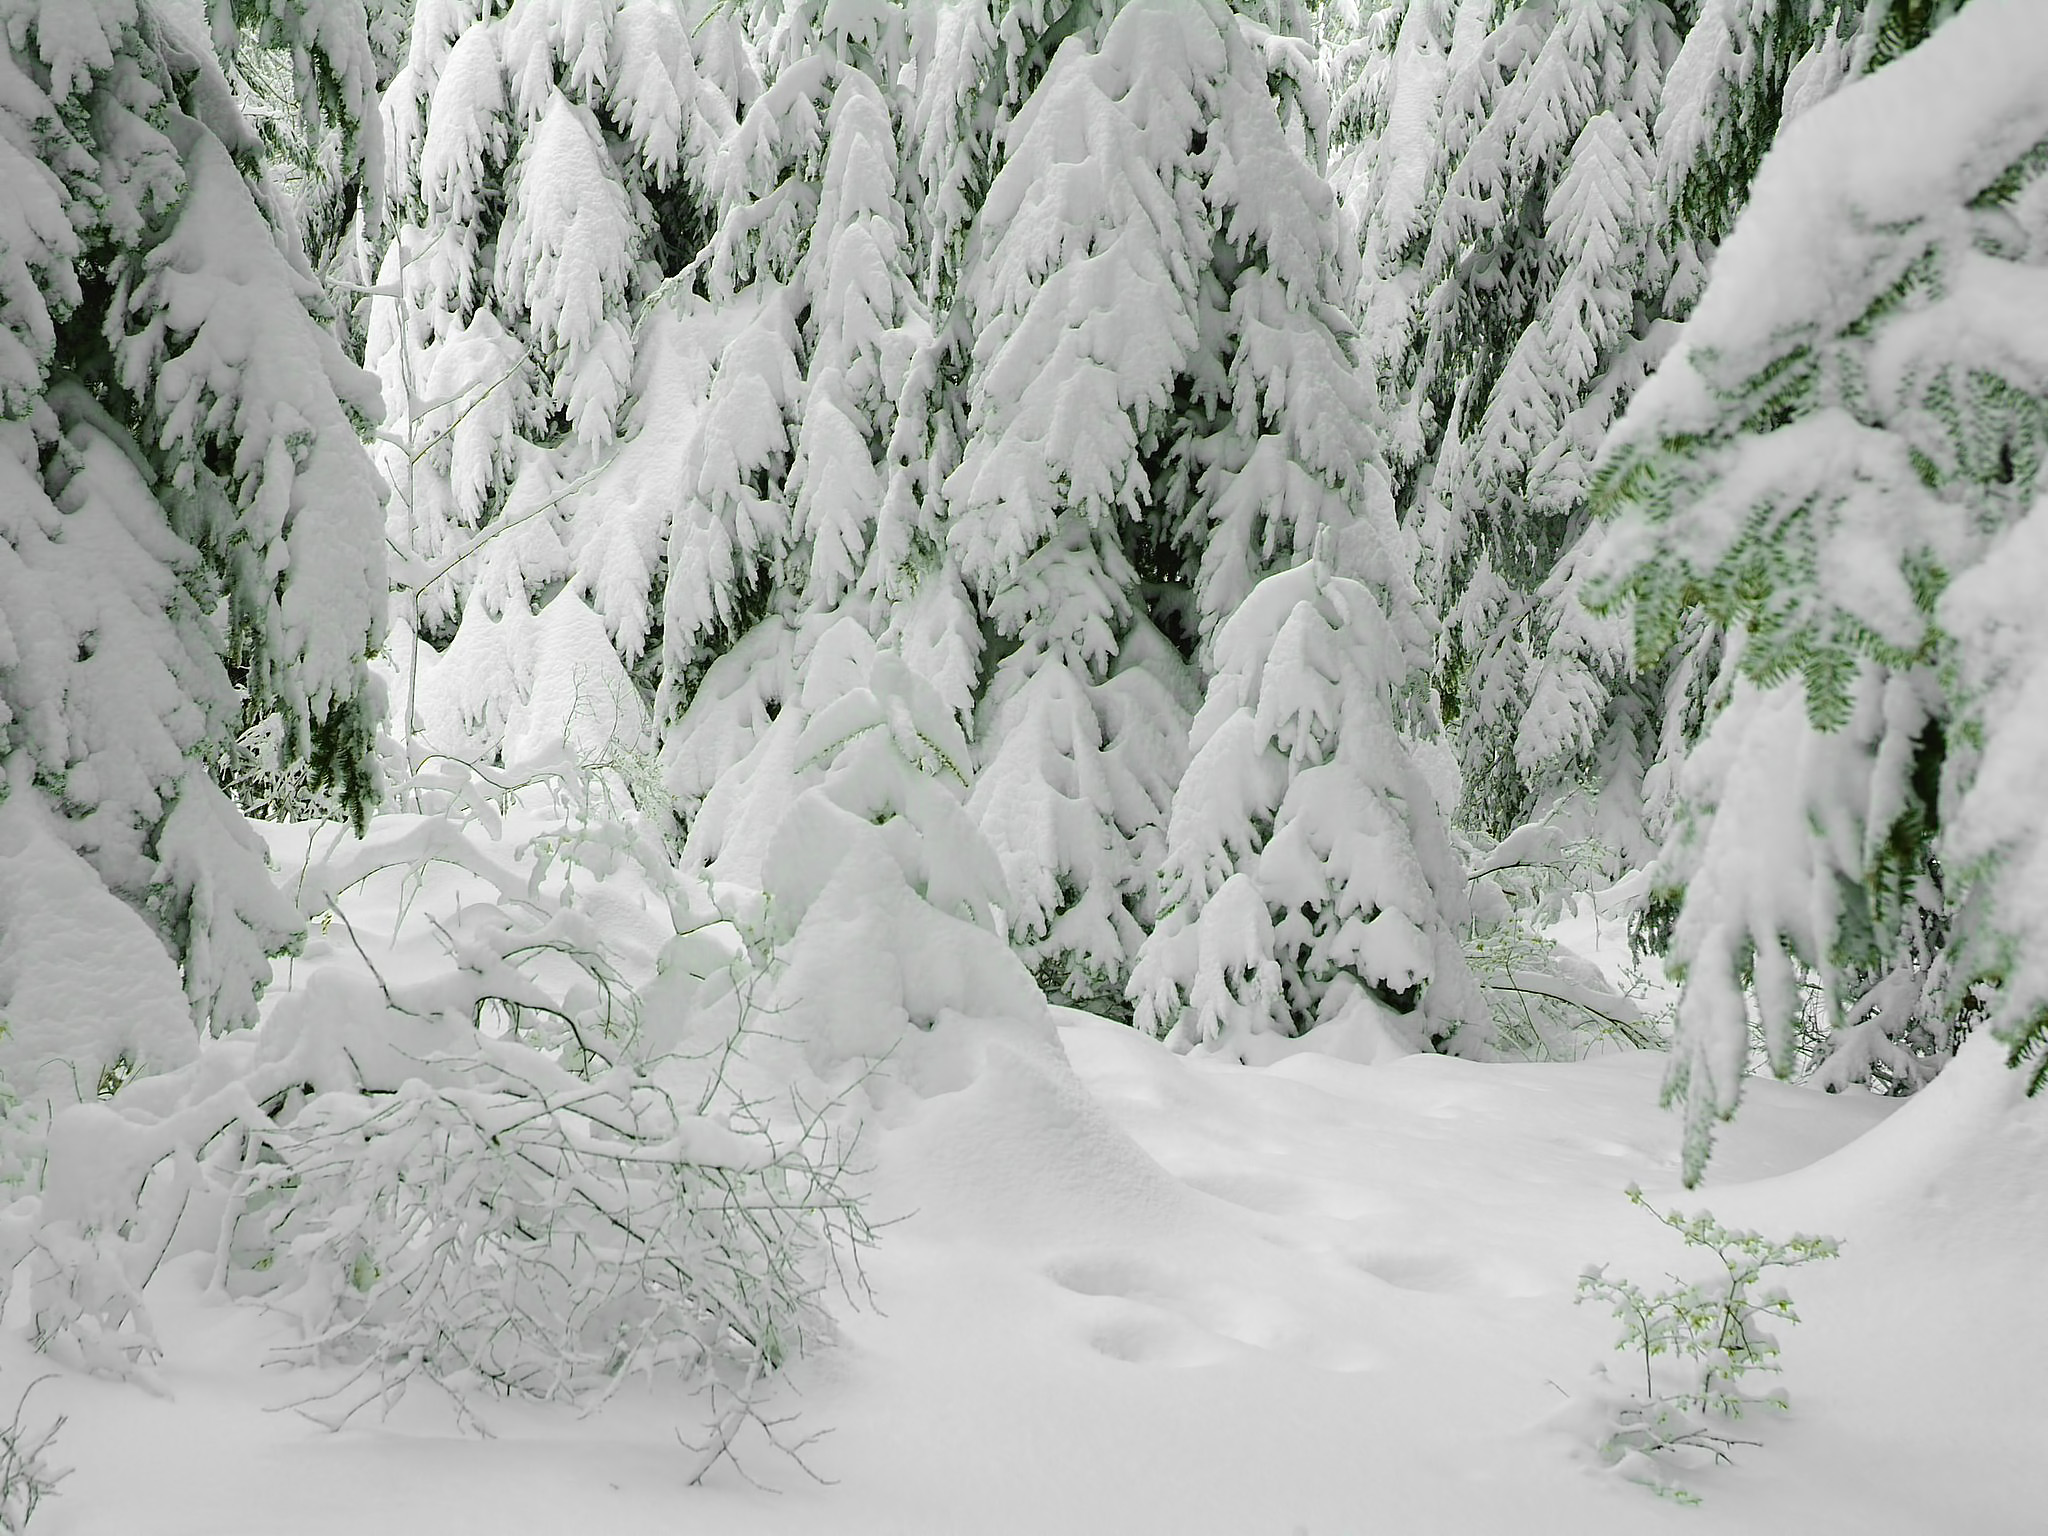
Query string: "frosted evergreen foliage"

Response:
xmin=708 ymin=0 xmax=907 ymax=296
xmin=371 ymin=0 xmax=736 ymax=754
xmin=222 ymin=0 xmax=412 ymax=305
xmin=574 ymin=21 xmax=930 ymax=785
xmin=658 ymin=614 xmax=807 ymax=847
xmin=1332 ymin=0 xmax=1708 ymax=859
xmin=944 ymin=0 xmax=1213 ymax=679
xmin=896 ymin=0 xmax=1122 ymax=313
xmin=1589 ymin=0 xmax=2048 ymax=1178
xmin=934 ymin=0 xmax=1204 ymax=1007
xmin=680 ymin=616 xmax=865 ymax=896
xmin=943 ymin=0 xmax=1407 ymax=1009
xmin=663 ymin=610 xmax=1040 ymax=1103
xmin=1131 ymin=559 xmax=1486 ymax=1056
xmin=743 ymin=619 xmax=1044 ymax=1088
xmin=0 ymin=0 xmax=386 ymax=1049
xmin=1659 ymin=0 xmax=1971 ymax=249
xmin=1331 ymin=0 xmax=1463 ymax=417
xmin=648 ymin=287 xmax=803 ymax=714
xmin=966 ymin=634 xmax=1191 ymax=1013
xmin=400 ymin=584 xmax=655 ymax=775
xmin=1182 ymin=5 xmax=1420 ymax=653
xmin=789 ymin=69 xmax=929 ymax=614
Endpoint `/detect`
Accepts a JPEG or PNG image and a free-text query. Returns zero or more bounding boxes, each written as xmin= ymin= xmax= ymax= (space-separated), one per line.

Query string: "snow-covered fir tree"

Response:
xmin=0 ymin=0 xmax=387 ymax=1095
xmin=560 ymin=1 xmax=948 ymax=878
xmin=1130 ymin=553 xmax=1487 ymax=1057
xmin=1336 ymin=0 xmax=1696 ymax=858
xmin=942 ymin=0 xmax=1421 ymax=1017
xmin=1588 ymin=0 xmax=2048 ymax=1177
xmin=367 ymin=0 xmax=743 ymax=766
xmin=650 ymin=5 xmax=927 ymax=715
xmin=738 ymin=616 xmax=1042 ymax=1089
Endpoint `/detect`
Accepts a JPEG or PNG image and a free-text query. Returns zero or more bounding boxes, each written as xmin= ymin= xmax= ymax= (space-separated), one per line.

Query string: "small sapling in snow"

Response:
xmin=1569 ymin=1185 xmax=1840 ymax=1503
xmin=0 ymin=1376 xmax=65 ymax=1533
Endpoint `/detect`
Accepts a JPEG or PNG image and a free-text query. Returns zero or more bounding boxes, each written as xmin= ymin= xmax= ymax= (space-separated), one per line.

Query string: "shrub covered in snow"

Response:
xmin=0 ymin=1372 xmax=65 ymax=1534
xmin=9 ymin=756 xmax=868 ymax=1468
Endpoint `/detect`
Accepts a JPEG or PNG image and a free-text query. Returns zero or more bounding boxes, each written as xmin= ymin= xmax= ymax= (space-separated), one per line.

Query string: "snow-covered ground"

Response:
xmin=20 ymin=992 xmax=2042 ymax=1534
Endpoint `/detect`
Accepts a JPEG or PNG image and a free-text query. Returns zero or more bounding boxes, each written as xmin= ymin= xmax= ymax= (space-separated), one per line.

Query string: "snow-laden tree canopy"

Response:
xmin=1590 ymin=0 xmax=2048 ymax=1177
xmin=7 ymin=2 xmax=2041 ymax=1286
xmin=0 ymin=0 xmax=387 ymax=1093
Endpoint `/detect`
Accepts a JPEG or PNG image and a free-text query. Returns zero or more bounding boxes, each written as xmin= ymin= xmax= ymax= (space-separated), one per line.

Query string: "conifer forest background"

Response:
xmin=0 ymin=0 xmax=2044 ymax=1529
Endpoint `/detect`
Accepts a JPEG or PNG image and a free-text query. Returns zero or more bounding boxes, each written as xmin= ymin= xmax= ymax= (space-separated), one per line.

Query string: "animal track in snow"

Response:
xmin=1044 ymin=1252 xmax=1370 ymax=1371
xmin=1346 ymin=1245 xmax=1551 ymax=1300
xmin=1044 ymin=1254 xmax=1220 ymax=1367
xmin=1179 ymin=1169 xmax=1386 ymax=1222
xmin=1349 ymin=1248 xmax=1475 ymax=1294
xmin=1045 ymin=1252 xmax=1179 ymax=1304
xmin=1086 ymin=1307 xmax=1232 ymax=1368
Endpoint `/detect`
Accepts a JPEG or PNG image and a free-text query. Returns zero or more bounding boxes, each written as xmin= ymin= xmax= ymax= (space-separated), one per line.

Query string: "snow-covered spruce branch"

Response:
xmin=1461 ymin=893 xmax=1664 ymax=1060
xmin=390 ymin=455 xmax=613 ymax=614
xmin=375 ymin=352 xmax=535 ymax=472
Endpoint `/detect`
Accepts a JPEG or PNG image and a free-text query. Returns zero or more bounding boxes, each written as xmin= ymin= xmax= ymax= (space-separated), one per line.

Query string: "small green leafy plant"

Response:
xmin=1572 ymin=1185 xmax=1841 ymax=1503
xmin=0 ymin=1375 xmax=66 ymax=1532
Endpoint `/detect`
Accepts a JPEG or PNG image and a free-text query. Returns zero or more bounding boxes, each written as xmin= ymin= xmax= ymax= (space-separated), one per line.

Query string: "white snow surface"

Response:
xmin=20 ymin=973 xmax=2042 ymax=1530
